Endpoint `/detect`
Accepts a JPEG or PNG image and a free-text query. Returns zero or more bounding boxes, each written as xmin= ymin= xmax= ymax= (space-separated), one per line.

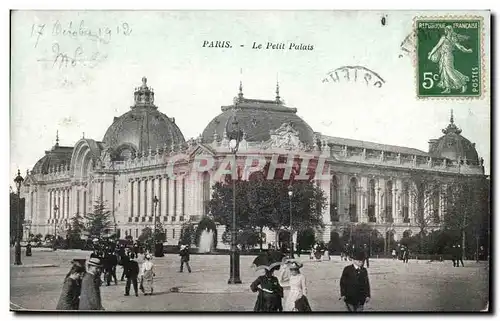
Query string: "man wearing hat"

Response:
xmin=179 ymin=245 xmax=192 ymax=273
xmin=340 ymin=250 xmax=371 ymax=312
xmin=79 ymin=257 xmax=104 ymax=310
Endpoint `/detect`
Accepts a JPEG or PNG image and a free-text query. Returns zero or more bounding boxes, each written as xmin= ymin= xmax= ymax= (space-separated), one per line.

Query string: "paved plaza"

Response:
xmin=10 ymin=248 xmax=489 ymax=312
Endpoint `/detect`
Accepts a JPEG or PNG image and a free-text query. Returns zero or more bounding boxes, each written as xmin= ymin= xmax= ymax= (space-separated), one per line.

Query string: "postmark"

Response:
xmin=415 ymin=17 xmax=484 ymax=98
xmin=322 ymin=66 xmax=385 ymax=88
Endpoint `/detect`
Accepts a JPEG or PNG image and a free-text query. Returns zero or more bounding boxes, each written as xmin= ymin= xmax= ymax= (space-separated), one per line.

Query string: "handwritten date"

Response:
xmin=31 ymin=20 xmax=132 ymax=48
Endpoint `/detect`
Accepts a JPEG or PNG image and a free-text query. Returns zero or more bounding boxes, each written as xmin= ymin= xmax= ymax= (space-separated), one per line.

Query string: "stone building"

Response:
xmin=20 ymin=77 xmax=486 ymax=247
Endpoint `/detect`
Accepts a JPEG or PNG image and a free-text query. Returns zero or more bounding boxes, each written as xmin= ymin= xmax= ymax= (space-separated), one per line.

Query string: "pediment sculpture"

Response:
xmin=269 ymin=122 xmax=301 ymax=150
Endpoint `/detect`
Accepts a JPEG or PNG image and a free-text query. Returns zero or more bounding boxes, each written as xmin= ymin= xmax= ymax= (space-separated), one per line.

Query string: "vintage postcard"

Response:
xmin=9 ymin=10 xmax=490 ymax=312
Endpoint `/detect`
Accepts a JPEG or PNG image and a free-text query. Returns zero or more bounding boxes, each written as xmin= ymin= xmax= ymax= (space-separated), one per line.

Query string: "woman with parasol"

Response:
xmin=250 ymin=251 xmax=285 ymax=312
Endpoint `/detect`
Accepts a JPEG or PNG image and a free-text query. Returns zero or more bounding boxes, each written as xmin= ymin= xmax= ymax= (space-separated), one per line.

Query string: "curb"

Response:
xmin=169 ymin=284 xmax=252 ymax=294
xmin=11 ymin=264 xmax=59 ymax=268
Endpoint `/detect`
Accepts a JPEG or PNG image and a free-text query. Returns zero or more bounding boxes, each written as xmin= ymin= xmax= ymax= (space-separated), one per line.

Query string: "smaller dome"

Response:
xmin=32 ymin=145 xmax=73 ymax=174
xmin=428 ymin=111 xmax=479 ymax=164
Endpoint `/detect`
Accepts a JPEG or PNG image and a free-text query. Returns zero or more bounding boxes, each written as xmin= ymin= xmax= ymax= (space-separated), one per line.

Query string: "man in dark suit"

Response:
xmin=124 ymin=253 xmax=140 ymax=296
xmin=362 ymin=244 xmax=370 ymax=268
xmin=340 ymin=251 xmax=371 ymax=312
xmin=179 ymin=245 xmax=192 ymax=273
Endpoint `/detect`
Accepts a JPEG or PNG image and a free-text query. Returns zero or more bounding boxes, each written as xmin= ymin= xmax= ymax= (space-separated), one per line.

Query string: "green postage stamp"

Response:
xmin=416 ymin=17 xmax=483 ymax=98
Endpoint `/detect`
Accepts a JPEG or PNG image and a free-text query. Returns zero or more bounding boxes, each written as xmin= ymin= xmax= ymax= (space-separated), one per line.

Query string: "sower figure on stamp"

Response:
xmin=428 ymin=25 xmax=473 ymax=94
xmin=179 ymin=245 xmax=192 ymax=273
xmin=340 ymin=250 xmax=371 ymax=312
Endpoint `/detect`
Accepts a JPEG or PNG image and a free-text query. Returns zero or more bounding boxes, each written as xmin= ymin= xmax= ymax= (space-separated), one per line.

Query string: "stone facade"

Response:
xmin=20 ymin=79 xmax=486 ymax=247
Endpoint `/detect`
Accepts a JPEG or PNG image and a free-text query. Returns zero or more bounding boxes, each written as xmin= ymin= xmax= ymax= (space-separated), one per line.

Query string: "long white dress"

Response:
xmin=283 ymin=274 xmax=307 ymax=311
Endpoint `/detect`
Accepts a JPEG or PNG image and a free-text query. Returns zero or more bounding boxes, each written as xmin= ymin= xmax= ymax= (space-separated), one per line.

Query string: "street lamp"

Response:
xmin=53 ymin=204 xmax=59 ymax=250
xmin=14 ymin=169 xmax=24 ymax=265
xmin=228 ymin=118 xmax=242 ymax=284
xmin=153 ymin=196 xmax=159 ymax=243
xmin=288 ymin=185 xmax=294 ymax=259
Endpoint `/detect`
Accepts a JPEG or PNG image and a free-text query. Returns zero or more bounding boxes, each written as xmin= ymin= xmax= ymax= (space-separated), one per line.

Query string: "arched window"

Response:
xmin=385 ymin=181 xmax=393 ymax=223
xmin=403 ymin=182 xmax=410 ymax=223
xmin=203 ymin=172 xmax=211 ymax=215
xmin=432 ymin=187 xmax=440 ymax=223
xmin=330 ymin=176 xmax=339 ymax=222
xmin=368 ymin=179 xmax=376 ymax=222
xmin=349 ymin=177 xmax=358 ymax=222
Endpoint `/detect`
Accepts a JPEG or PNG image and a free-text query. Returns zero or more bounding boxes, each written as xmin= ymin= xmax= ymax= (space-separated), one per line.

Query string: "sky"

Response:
xmin=10 ymin=10 xmax=491 ymax=181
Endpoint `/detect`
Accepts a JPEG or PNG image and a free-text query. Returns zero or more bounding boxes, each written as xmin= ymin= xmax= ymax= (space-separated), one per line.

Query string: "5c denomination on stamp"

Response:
xmin=415 ymin=17 xmax=483 ymax=98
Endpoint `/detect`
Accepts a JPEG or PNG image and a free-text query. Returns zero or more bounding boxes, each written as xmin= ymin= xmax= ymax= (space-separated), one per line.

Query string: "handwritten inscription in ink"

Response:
xmin=36 ymin=43 xmax=108 ymax=69
xmin=31 ymin=20 xmax=132 ymax=48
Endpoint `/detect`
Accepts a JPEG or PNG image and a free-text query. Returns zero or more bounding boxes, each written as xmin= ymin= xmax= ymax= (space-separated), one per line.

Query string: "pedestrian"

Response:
xmin=56 ymin=259 xmax=86 ymax=310
xmin=124 ymin=253 xmax=140 ymax=297
xmin=451 ymin=245 xmax=457 ymax=267
xmin=363 ymin=244 xmax=370 ymax=268
xmin=250 ymin=266 xmax=284 ymax=312
xmin=282 ymin=261 xmax=311 ymax=312
xmin=104 ymin=250 xmax=118 ymax=286
xmin=456 ymin=244 xmax=464 ymax=267
xmin=340 ymin=251 xmax=371 ymax=312
xmin=79 ymin=258 xmax=104 ymax=310
xmin=140 ymin=254 xmax=155 ymax=295
xmin=391 ymin=249 xmax=397 ymax=260
xmin=403 ymin=247 xmax=410 ymax=263
xmin=120 ymin=250 xmax=130 ymax=281
xmin=179 ymin=245 xmax=192 ymax=273
xmin=26 ymin=242 xmax=32 ymax=257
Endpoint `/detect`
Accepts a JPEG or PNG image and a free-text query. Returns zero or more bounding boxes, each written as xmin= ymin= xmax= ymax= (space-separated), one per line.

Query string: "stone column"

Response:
xmin=359 ymin=176 xmax=368 ymax=223
xmin=48 ymin=190 xmax=52 ymax=220
xmin=128 ymin=180 xmax=133 ymax=218
xmin=392 ymin=183 xmax=397 ymax=223
xmin=157 ymin=176 xmax=162 ymax=218
xmin=138 ymin=179 xmax=144 ymax=217
xmin=144 ymin=178 xmax=149 ymax=217
xmin=135 ymin=179 xmax=140 ymax=217
xmin=375 ymin=179 xmax=380 ymax=223
xmin=162 ymin=176 xmax=168 ymax=217
xmin=338 ymin=174 xmax=348 ymax=223
xmin=378 ymin=178 xmax=386 ymax=223
xmin=321 ymin=177 xmax=331 ymax=225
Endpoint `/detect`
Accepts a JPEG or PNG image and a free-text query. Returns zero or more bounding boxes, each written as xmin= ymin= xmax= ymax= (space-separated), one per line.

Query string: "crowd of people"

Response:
xmin=50 ymin=236 xmax=485 ymax=312
xmin=55 ymin=238 xmax=189 ymax=310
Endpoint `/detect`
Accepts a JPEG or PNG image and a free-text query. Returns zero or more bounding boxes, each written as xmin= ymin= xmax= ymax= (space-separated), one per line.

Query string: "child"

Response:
xmin=340 ymin=251 xmax=371 ymax=312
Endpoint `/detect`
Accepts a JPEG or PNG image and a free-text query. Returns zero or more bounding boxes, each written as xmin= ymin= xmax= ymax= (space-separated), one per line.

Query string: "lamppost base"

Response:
xmin=228 ymin=250 xmax=242 ymax=284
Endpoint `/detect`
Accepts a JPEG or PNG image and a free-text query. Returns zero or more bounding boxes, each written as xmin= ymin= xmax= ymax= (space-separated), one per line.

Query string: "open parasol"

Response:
xmin=252 ymin=251 xmax=286 ymax=271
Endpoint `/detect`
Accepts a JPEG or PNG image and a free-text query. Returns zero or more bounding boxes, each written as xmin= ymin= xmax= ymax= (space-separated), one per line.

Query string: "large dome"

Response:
xmin=201 ymin=85 xmax=315 ymax=144
xmin=102 ymin=77 xmax=186 ymax=160
xmin=428 ymin=112 xmax=479 ymax=164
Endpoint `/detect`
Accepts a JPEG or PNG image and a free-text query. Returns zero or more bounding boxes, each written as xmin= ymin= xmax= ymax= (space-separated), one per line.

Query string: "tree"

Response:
xmin=84 ymin=198 xmax=112 ymax=239
xmin=138 ymin=227 xmax=152 ymax=244
xmin=209 ymin=178 xmax=326 ymax=247
xmin=179 ymin=223 xmax=196 ymax=246
xmin=297 ymin=228 xmax=316 ymax=253
xmin=408 ymin=173 xmax=445 ymax=253
xmin=67 ymin=212 xmax=85 ymax=249
xmin=153 ymin=221 xmax=166 ymax=243
xmin=443 ymin=176 xmax=489 ymax=258
xmin=221 ymin=228 xmax=260 ymax=251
